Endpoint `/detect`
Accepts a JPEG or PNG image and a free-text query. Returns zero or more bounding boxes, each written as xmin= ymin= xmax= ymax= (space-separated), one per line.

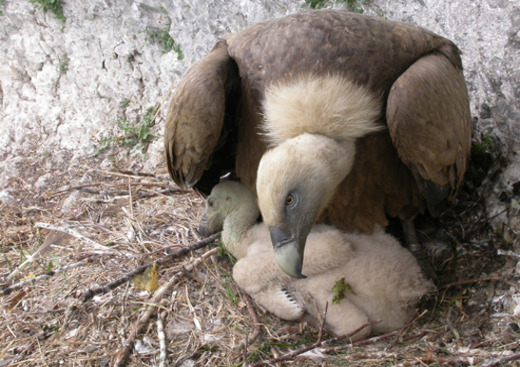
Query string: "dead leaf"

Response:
xmin=133 ymin=262 xmax=159 ymax=292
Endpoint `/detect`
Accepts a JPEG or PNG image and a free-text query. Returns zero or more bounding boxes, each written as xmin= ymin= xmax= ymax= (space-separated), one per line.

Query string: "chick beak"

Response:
xmin=198 ymin=214 xmax=210 ymax=236
xmin=269 ymin=226 xmax=306 ymax=279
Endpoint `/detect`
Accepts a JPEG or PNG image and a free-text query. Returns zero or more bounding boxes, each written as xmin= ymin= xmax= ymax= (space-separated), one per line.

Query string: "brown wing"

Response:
xmin=164 ymin=39 xmax=240 ymax=193
xmin=386 ymin=50 xmax=472 ymax=215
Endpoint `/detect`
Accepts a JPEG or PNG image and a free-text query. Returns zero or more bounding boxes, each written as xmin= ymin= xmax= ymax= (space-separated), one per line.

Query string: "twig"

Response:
xmin=243 ymin=335 xmax=248 ymax=366
xmin=321 ymin=310 xmax=428 ymax=354
xmin=157 ymin=310 xmax=168 ymax=367
xmin=251 ymin=320 xmax=373 ymax=367
xmin=113 ymin=169 xmax=157 ymax=178
xmin=81 ymin=233 xmax=220 ymax=302
xmin=51 ymin=180 xmax=189 ymax=197
xmin=240 ymin=294 xmax=262 ymax=357
xmin=497 ymin=249 xmax=520 ymax=259
xmin=441 ymin=276 xmax=501 ymax=289
xmin=317 ymin=302 xmax=329 ymax=343
xmin=112 ymin=247 xmax=219 ymax=367
xmin=481 ymin=352 xmax=520 ymax=367
xmin=79 ymin=189 xmax=173 ymax=199
xmin=7 ymin=222 xmax=118 ymax=280
xmin=34 ymin=222 xmax=120 ymax=253
xmin=2 ymin=261 xmax=87 ymax=295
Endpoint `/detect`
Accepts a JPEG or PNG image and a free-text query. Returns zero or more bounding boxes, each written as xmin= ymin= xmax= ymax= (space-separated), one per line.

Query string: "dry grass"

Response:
xmin=1 ymin=147 xmax=520 ymax=367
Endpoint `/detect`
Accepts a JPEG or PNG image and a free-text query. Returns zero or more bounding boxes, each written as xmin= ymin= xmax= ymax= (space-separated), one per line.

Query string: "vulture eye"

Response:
xmin=285 ymin=193 xmax=296 ymax=206
xmin=208 ymin=198 xmax=215 ymax=208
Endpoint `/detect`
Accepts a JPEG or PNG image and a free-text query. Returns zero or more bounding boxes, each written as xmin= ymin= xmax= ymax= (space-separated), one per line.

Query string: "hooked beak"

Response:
xmin=269 ymin=226 xmax=306 ymax=279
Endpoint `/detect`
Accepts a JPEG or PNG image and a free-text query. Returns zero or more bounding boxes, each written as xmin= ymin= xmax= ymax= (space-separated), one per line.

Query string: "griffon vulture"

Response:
xmin=199 ymin=181 xmax=434 ymax=339
xmin=165 ymin=10 xmax=471 ymax=278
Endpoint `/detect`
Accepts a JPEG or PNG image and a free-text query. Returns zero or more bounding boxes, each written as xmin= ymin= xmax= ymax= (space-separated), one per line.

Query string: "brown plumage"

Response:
xmin=165 ymin=10 xmax=471 ymax=277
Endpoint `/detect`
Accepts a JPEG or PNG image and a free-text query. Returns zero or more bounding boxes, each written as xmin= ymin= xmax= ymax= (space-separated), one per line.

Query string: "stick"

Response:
xmin=6 ymin=223 xmax=118 ymax=281
xmin=317 ymin=302 xmax=329 ymax=343
xmin=481 ymin=352 xmax=520 ymax=367
xmin=81 ymin=233 xmax=220 ymax=302
xmin=112 ymin=247 xmax=219 ymax=367
xmin=497 ymin=249 xmax=520 ymax=259
xmin=52 ymin=180 xmax=188 ymax=197
xmin=321 ymin=310 xmax=427 ymax=353
xmin=240 ymin=294 xmax=262 ymax=359
xmin=157 ymin=310 xmax=168 ymax=367
xmin=251 ymin=320 xmax=373 ymax=367
xmin=34 ymin=222 xmax=120 ymax=254
xmin=254 ymin=309 xmax=427 ymax=365
xmin=441 ymin=276 xmax=501 ymax=289
xmin=2 ymin=261 xmax=87 ymax=296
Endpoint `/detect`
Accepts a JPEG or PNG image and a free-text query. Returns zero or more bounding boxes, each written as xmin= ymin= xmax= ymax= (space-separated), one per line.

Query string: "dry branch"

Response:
xmin=112 ymin=247 xmax=220 ymax=367
xmin=80 ymin=233 xmax=220 ymax=302
xmin=321 ymin=310 xmax=427 ymax=354
xmin=441 ymin=276 xmax=502 ymax=289
xmin=52 ymin=180 xmax=188 ymax=197
xmin=2 ymin=261 xmax=87 ymax=295
xmin=6 ymin=222 xmax=118 ymax=281
xmin=251 ymin=319 xmax=374 ymax=367
xmin=251 ymin=310 xmax=428 ymax=365
xmin=481 ymin=352 xmax=520 ymax=367
xmin=34 ymin=222 xmax=120 ymax=254
xmin=157 ymin=310 xmax=168 ymax=367
xmin=244 ymin=294 xmax=261 ymax=345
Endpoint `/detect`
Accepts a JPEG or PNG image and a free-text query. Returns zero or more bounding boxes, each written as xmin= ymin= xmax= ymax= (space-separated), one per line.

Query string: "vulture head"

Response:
xmin=256 ymin=133 xmax=357 ymax=278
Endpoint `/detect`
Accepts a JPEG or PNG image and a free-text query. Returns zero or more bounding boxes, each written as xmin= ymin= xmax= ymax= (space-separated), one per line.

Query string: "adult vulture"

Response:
xmin=164 ymin=10 xmax=471 ymax=278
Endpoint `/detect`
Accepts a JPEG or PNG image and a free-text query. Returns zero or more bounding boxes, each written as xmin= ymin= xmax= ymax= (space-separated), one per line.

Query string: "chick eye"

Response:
xmin=285 ymin=193 xmax=295 ymax=206
xmin=208 ymin=198 xmax=215 ymax=208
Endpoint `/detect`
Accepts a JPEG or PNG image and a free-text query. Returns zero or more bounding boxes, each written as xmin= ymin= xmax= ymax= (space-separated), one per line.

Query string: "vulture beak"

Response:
xmin=269 ymin=226 xmax=307 ymax=279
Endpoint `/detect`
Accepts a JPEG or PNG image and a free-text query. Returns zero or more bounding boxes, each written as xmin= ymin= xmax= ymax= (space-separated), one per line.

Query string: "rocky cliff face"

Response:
xmin=0 ymin=0 xmax=518 ymax=234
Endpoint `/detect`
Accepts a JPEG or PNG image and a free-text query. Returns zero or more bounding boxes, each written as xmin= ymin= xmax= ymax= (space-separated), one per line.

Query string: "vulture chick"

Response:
xmin=165 ymin=10 xmax=472 ymax=278
xmin=199 ymin=181 xmax=435 ymax=339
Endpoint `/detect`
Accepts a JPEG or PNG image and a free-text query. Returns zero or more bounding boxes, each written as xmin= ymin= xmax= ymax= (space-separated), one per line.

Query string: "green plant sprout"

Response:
xmin=29 ymin=0 xmax=66 ymax=31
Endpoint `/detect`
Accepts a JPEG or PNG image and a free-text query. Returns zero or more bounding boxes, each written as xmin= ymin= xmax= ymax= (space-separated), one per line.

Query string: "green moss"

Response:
xmin=305 ymin=0 xmax=327 ymax=8
xmin=141 ymin=6 xmax=183 ymax=60
xmin=29 ymin=0 xmax=66 ymax=31
xmin=119 ymin=99 xmax=131 ymax=110
xmin=331 ymin=277 xmax=355 ymax=304
xmin=305 ymin=0 xmax=365 ymax=13
xmin=472 ymin=136 xmax=494 ymax=154
xmin=95 ymin=105 xmax=159 ymax=159
xmin=338 ymin=0 xmax=365 ymax=13
xmin=57 ymin=56 xmax=69 ymax=74
xmin=116 ymin=106 xmax=158 ymax=150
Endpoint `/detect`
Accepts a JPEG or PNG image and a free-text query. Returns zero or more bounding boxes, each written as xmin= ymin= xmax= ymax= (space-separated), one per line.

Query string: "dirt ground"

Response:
xmin=1 ymin=139 xmax=519 ymax=367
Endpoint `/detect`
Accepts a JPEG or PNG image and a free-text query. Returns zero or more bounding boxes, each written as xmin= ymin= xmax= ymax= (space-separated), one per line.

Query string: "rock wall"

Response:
xmin=0 ymin=0 xmax=519 ymax=238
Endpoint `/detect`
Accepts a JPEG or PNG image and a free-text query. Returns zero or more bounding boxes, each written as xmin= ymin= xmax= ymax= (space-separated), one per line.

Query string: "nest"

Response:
xmin=1 ymin=153 xmax=519 ymax=367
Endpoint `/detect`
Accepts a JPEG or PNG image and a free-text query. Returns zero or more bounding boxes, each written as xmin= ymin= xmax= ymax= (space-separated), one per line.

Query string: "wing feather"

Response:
xmin=164 ymin=39 xmax=239 ymax=190
xmin=386 ymin=52 xmax=471 ymax=214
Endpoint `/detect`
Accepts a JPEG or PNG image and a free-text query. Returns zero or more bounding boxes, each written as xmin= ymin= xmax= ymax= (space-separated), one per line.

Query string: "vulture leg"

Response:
xmin=399 ymin=214 xmax=437 ymax=282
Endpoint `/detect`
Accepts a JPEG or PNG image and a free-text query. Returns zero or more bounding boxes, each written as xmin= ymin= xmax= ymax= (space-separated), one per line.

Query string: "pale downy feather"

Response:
xmin=203 ymin=182 xmax=435 ymax=339
xmin=262 ymin=74 xmax=384 ymax=146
